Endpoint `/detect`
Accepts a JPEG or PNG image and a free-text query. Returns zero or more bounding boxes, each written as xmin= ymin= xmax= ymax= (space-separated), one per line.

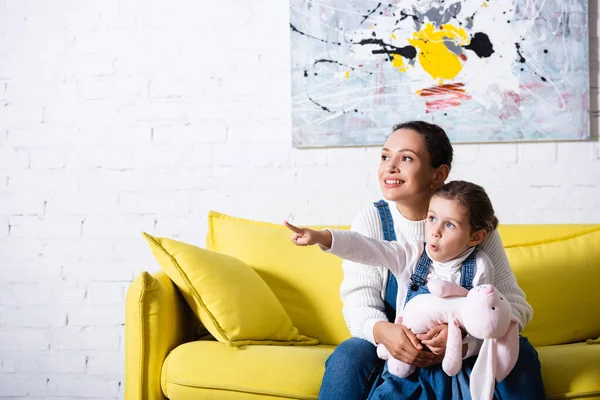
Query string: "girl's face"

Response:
xmin=425 ymin=195 xmax=485 ymax=262
xmin=378 ymin=128 xmax=436 ymax=204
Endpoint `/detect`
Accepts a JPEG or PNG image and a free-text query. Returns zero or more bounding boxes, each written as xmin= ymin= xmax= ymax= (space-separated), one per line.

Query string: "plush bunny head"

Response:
xmin=461 ymin=284 xmax=512 ymax=340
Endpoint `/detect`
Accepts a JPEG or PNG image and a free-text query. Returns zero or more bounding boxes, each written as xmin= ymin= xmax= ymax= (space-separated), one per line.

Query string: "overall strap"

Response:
xmin=373 ymin=200 xmax=397 ymax=242
xmin=460 ymin=248 xmax=477 ymax=291
xmin=409 ymin=246 xmax=431 ymax=289
xmin=403 ymin=246 xmax=432 ymax=307
xmin=374 ymin=200 xmax=398 ymax=320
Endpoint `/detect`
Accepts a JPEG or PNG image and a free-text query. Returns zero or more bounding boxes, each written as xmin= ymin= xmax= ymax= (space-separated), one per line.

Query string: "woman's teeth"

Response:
xmin=385 ymin=180 xmax=401 ymax=184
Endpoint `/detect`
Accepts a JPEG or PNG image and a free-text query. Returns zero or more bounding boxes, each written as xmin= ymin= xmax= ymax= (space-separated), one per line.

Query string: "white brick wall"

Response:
xmin=0 ymin=0 xmax=598 ymax=398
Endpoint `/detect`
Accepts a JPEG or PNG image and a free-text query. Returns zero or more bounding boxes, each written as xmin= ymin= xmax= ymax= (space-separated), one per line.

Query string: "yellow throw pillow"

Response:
xmin=506 ymin=227 xmax=600 ymax=347
xmin=207 ymin=211 xmax=351 ymax=346
xmin=143 ymin=233 xmax=318 ymax=347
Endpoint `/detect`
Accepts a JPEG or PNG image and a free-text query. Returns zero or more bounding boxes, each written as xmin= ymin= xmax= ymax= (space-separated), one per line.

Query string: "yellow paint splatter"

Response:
xmin=391 ymin=33 xmax=397 ymax=40
xmin=345 ymin=70 xmax=350 ymax=78
xmin=408 ymin=23 xmax=469 ymax=82
xmin=483 ymin=2 xmax=488 ymax=7
xmin=391 ymin=54 xmax=407 ymax=72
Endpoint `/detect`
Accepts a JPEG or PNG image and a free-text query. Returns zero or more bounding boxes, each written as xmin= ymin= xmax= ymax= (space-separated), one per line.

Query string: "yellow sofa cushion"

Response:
xmin=207 ymin=211 xmax=350 ymax=346
xmin=505 ymin=227 xmax=600 ymax=346
xmin=536 ymin=342 xmax=600 ymax=399
xmin=143 ymin=233 xmax=318 ymax=347
xmin=162 ymin=341 xmax=335 ymax=400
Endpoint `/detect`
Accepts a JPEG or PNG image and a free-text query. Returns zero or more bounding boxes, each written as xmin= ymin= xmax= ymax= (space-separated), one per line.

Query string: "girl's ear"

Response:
xmin=469 ymin=229 xmax=487 ymax=246
xmin=430 ymin=164 xmax=450 ymax=191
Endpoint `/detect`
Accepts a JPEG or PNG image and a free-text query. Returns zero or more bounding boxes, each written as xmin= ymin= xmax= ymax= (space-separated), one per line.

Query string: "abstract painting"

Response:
xmin=290 ymin=0 xmax=590 ymax=147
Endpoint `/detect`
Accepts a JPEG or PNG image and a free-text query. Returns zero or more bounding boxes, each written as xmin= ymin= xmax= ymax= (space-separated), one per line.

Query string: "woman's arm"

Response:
xmin=479 ymin=229 xmax=533 ymax=331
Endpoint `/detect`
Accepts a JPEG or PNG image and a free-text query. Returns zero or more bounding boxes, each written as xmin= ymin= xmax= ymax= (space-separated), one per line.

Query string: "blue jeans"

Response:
xmin=319 ymin=336 xmax=545 ymax=400
xmin=319 ymin=337 xmax=383 ymax=400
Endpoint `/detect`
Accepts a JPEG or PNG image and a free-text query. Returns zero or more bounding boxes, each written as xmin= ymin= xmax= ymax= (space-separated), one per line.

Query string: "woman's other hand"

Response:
xmin=374 ymin=320 xmax=439 ymax=368
xmin=283 ymin=221 xmax=332 ymax=248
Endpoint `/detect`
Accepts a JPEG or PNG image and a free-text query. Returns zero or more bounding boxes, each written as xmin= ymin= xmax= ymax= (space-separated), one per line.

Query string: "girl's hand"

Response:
xmin=283 ymin=221 xmax=333 ymax=248
xmin=374 ymin=320 xmax=438 ymax=368
xmin=417 ymin=324 xmax=448 ymax=356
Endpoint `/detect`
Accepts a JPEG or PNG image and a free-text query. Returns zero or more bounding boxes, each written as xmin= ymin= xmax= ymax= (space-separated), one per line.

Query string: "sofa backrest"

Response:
xmin=207 ymin=211 xmax=600 ymax=347
xmin=500 ymin=224 xmax=600 ymax=346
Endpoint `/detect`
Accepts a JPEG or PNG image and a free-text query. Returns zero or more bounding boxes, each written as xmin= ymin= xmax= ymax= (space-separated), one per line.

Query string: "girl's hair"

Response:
xmin=434 ymin=180 xmax=499 ymax=233
xmin=392 ymin=121 xmax=454 ymax=171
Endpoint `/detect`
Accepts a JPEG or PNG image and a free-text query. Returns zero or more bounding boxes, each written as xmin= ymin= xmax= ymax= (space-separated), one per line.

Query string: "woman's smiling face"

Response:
xmin=378 ymin=128 xmax=436 ymax=204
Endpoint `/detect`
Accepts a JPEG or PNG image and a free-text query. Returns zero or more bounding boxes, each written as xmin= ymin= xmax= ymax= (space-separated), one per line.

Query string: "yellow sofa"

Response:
xmin=125 ymin=212 xmax=600 ymax=400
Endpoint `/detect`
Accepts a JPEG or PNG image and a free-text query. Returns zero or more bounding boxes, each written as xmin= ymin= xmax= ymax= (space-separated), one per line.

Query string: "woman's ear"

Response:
xmin=431 ymin=164 xmax=450 ymax=191
xmin=469 ymin=229 xmax=487 ymax=246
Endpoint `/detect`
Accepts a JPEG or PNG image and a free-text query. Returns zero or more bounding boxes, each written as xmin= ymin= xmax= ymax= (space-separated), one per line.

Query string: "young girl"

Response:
xmin=285 ymin=180 xmax=499 ymax=325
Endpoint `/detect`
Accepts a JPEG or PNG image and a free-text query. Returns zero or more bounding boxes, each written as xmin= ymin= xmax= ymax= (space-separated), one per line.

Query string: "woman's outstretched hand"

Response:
xmin=283 ymin=221 xmax=333 ymax=249
xmin=374 ymin=320 xmax=442 ymax=368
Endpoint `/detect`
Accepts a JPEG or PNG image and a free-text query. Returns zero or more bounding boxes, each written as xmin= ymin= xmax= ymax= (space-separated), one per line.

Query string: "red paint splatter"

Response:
xmin=504 ymin=90 xmax=525 ymax=107
xmin=417 ymin=83 xmax=472 ymax=112
xmin=460 ymin=54 xmax=467 ymax=61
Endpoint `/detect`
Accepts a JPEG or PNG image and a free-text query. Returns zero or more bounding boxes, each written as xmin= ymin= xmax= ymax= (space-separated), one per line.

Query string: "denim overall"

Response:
xmin=318 ymin=201 xmax=545 ymax=400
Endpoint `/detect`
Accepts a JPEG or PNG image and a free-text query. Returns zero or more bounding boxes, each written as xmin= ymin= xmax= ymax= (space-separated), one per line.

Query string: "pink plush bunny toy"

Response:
xmin=377 ymin=280 xmax=520 ymax=400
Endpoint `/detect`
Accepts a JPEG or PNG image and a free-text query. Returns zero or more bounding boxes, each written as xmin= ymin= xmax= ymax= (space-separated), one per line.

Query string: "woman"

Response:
xmin=318 ymin=121 xmax=544 ymax=399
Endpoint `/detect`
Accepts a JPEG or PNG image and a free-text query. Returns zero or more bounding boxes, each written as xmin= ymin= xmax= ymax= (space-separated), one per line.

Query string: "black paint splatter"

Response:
xmin=290 ymin=23 xmax=342 ymax=46
xmin=360 ymin=3 xmax=382 ymax=25
xmin=396 ymin=10 xmax=419 ymax=25
xmin=356 ymin=38 xmax=417 ymax=60
xmin=515 ymin=43 xmax=526 ymax=63
xmin=307 ymin=93 xmax=333 ymax=113
xmin=515 ymin=43 xmax=548 ymax=82
xmin=464 ymin=32 xmax=494 ymax=58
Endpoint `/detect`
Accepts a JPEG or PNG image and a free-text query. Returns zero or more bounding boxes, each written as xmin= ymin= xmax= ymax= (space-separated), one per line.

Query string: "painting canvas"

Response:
xmin=290 ymin=0 xmax=590 ymax=147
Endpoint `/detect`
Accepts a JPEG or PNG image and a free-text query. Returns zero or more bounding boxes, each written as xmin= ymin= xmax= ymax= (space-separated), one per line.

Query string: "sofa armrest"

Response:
xmin=125 ymin=270 xmax=198 ymax=400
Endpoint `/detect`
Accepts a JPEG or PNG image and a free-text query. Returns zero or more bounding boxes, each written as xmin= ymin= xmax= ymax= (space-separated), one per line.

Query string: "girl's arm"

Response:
xmin=326 ymin=229 xmax=418 ymax=276
xmin=285 ymin=205 xmax=393 ymax=344
xmin=478 ymin=230 xmax=533 ymax=331
xmin=284 ymin=221 xmax=418 ymax=276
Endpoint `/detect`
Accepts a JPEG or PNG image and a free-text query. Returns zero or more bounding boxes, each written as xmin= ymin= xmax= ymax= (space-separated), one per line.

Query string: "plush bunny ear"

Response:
xmin=427 ymin=279 xmax=469 ymax=298
xmin=470 ymin=316 xmax=520 ymax=400
xmin=470 ymin=338 xmax=497 ymax=400
xmin=495 ymin=316 xmax=519 ymax=382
